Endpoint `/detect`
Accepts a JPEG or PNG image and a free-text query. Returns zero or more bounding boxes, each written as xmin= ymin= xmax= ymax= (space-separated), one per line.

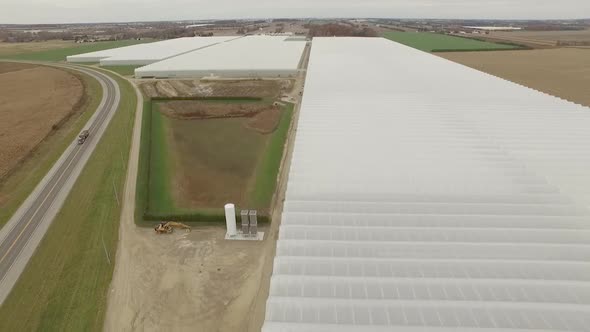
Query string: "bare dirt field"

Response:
xmin=105 ymin=224 xmax=275 ymax=332
xmin=159 ymin=100 xmax=276 ymax=120
xmin=139 ymin=79 xmax=292 ymax=99
xmin=440 ymin=48 xmax=590 ymax=107
xmin=167 ymin=116 xmax=268 ymax=209
xmin=0 ymin=40 xmax=75 ymax=57
xmin=0 ymin=62 xmax=84 ymax=179
xmin=246 ymin=108 xmax=283 ymax=134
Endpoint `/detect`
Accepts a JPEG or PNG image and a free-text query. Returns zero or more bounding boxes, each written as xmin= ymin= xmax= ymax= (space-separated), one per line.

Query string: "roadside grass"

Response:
xmin=0 ymin=70 xmax=136 ymax=332
xmin=0 ymin=66 xmax=102 ymax=227
xmin=101 ymin=65 xmax=141 ymax=77
xmin=383 ymin=32 xmax=521 ymax=52
xmin=136 ymin=99 xmax=293 ymax=224
xmin=0 ymin=39 xmax=151 ymax=62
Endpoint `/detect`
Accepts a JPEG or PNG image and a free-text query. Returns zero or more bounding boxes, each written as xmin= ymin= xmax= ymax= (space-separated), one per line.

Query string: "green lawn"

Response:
xmin=0 ymin=40 xmax=151 ymax=62
xmin=101 ymin=65 xmax=141 ymax=77
xmin=252 ymin=103 xmax=294 ymax=206
xmin=383 ymin=32 xmax=521 ymax=52
xmin=146 ymin=103 xmax=176 ymax=216
xmin=0 ymin=65 xmax=102 ymax=227
xmin=0 ymin=70 xmax=136 ymax=332
xmin=136 ymin=100 xmax=293 ymax=224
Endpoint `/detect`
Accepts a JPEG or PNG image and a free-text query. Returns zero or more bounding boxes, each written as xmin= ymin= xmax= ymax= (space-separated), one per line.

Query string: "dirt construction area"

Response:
xmin=105 ymin=224 xmax=277 ymax=332
xmin=440 ymin=48 xmax=590 ymax=107
xmin=139 ymin=79 xmax=292 ymax=99
xmin=0 ymin=62 xmax=84 ymax=179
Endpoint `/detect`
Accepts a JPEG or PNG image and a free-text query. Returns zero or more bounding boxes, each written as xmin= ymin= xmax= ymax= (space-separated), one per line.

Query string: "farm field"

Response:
xmin=0 ymin=40 xmax=74 ymax=57
xmin=486 ymin=29 xmax=590 ymax=47
xmin=0 ymin=62 xmax=102 ymax=227
xmin=440 ymin=48 xmax=590 ymax=107
xmin=0 ymin=39 xmax=150 ymax=62
xmin=138 ymin=98 xmax=292 ymax=222
xmin=0 ymin=71 xmax=136 ymax=332
xmin=0 ymin=62 xmax=83 ymax=178
xmin=383 ymin=31 xmax=521 ymax=52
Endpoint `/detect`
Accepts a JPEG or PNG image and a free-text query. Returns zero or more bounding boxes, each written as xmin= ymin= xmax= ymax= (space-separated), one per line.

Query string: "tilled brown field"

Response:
xmin=489 ymin=29 xmax=590 ymax=47
xmin=0 ymin=62 xmax=84 ymax=178
xmin=440 ymin=48 xmax=590 ymax=107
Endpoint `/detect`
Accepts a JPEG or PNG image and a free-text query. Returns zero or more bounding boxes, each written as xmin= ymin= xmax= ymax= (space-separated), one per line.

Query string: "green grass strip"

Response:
xmin=145 ymin=103 xmax=176 ymax=216
xmin=251 ymin=103 xmax=294 ymax=207
xmin=383 ymin=32 xmax=520 ymax=52
xmin=101 ymin=65 xmax=141 ymax=76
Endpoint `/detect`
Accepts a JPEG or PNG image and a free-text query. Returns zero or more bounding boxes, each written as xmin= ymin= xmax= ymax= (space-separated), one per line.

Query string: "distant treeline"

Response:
xmin=306 ymin=23 xmax=378 ymax=37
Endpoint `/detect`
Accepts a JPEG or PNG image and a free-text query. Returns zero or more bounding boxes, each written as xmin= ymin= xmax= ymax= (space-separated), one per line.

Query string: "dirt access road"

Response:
xmin=104 ymin=43 xmax=311 ymax=332
xmin=440 ymin=48 xmax=590 ymax=107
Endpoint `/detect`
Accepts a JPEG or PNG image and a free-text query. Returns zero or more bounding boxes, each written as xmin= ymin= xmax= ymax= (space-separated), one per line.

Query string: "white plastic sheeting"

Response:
xmin=66 ymin=36 xmax=233 ymax=65
xmin=134 ymin=35 xmax=306 ymax=78
xmin=262 ymin=37 xmax=590 ymax=331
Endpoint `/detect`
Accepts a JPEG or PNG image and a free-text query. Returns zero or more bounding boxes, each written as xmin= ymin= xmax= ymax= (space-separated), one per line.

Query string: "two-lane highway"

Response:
xmin=0 ymin=64 xmax=121 ymax=304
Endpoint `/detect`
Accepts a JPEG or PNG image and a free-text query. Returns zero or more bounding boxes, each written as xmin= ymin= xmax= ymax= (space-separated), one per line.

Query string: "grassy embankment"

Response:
xmin=0 ymin=66 xmax=102 ymax=227
xmin=383 ymin=32 xmax=522 ymax=52
xmin=135 ymin=100 xmax=294 ymax=224
xmin=0 ymin=70 xmax=136 ymax=332
xmin=101 ymin=65 xmax=141 ymax=77
xmin=0 ymin=39 xmax=149 ymax=62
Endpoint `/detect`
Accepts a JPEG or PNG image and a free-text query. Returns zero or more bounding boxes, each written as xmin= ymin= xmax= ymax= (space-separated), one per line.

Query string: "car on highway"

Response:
xmin=77 ymin=130 xmax=89 ymax=145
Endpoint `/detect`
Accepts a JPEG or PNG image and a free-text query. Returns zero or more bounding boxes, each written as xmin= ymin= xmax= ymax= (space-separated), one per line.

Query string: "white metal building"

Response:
xmin=262 ymin=37 xmax=590 ymax=331
xmin=134 ymin=35 xmax=306 ymax=78
xmin=66 ymin=36 xmax=234 ymax=65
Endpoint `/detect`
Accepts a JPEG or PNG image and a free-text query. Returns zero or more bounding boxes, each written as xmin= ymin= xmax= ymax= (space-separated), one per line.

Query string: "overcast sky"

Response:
xmin=1 ymin=0 xmax=589 ymax=24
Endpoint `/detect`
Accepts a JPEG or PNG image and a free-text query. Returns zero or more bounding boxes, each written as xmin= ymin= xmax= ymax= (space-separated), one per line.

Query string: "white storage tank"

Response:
xmin=224 ymin=203 xmax=237 ymax=237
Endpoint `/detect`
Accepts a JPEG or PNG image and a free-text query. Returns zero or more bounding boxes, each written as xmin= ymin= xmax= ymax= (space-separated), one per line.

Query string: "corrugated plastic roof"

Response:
xmin=134 ymin=35 xmax=306 ymax=78
xmin=262 ymin=37 xmax=590 ymax=331
xmin=66 ymin=36 xmax=234 ymax=65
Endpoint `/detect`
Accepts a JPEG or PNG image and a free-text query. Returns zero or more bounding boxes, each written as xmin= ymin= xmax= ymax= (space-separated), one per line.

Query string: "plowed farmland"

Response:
xmin=483 ymin=29 xmax=590 ymax=47
xmin=0 ymin=62 xmax=84 ymax=179
xmin=440 ymin=48 xmax=590 ymax=107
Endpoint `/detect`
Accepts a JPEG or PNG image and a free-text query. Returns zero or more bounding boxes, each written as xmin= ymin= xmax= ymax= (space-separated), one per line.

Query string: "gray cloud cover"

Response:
xmin=1 ymin=0 xmax=588 ymax=24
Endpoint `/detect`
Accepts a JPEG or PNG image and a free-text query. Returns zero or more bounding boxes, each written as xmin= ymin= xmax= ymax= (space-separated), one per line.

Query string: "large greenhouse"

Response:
xmin=262 ymin=37 xmax=590 ymax=331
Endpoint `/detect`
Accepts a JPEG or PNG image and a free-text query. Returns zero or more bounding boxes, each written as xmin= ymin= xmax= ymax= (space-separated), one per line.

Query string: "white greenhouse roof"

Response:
xmin=66 ymin=36 xmax=234 ymax=65
xmin=134 ymin=35 xmax=306 ymax=78
xmin=262 ymin=37 xmax=590 ymax=331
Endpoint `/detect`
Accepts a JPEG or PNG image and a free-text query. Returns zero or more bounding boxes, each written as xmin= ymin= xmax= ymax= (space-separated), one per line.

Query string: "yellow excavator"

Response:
xmin=154 ymin=221 xmax=191 ymax=234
